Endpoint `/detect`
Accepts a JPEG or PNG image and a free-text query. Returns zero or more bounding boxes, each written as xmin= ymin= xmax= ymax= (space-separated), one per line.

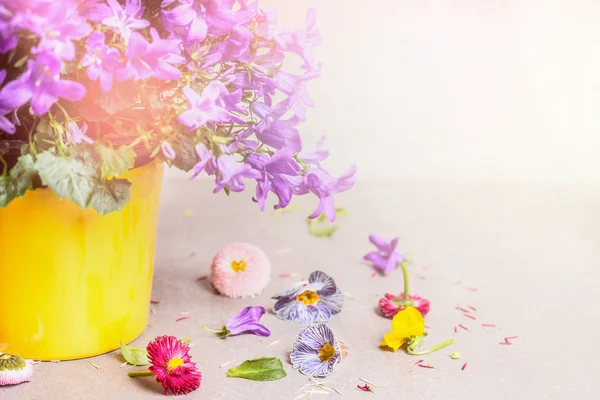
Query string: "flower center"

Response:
xmin=318 ymin=344 xmax=335 ymax=362
xmin=392 ymin=299 xmax=415 ymax=308
xmin=296 ymin=290 xmax=320 ymax=305
xmin=167 ymin=357 xmax=184 ymax=372
xmin=231 ymin=260 xmax=247 ymax=272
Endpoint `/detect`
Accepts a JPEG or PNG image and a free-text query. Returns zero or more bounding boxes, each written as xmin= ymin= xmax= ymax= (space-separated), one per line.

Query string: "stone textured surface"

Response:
xmin=2 ymin=179 xmax=597 ymax=399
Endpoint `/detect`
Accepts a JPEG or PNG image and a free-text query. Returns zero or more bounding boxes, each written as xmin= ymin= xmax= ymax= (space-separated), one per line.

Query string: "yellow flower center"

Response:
xmin=231 ymin=260 xmax=247 ymax=273
xmin=167 ymin=357 xmax=184 ymax=372
xmin=296 ymin=290 xmax=320 ymax=305
xmin=318 ymin=344 xmax=335 ymax=362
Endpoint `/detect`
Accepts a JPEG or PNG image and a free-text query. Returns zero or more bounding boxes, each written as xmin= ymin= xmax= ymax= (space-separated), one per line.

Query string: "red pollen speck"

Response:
xmin=456 ymin=306 xmax=471 ymax=313
xmin=176 ymin=316 xmax=191 ymax=322
xmin=482 ymin=324 xmax=496 ymax=327
xmin=506 ymin=336 xmax=518 ymax=340
xmin=197 ymin=276 xmax=208 ymax=281
xmin=468 ymin=305 xmax=477 ymax=311
xmin=417 ymin=364 xmax=435 ymax=369
xmin=150 ymin=300 xmax=160 ymax=304
xmin=454 ymin=326 xmax=458 ymax=333
xmin=412 ymin=359 xmax=424 ymax=366
xmin=461 ymin=363 xmax=468 ymax=370
xmin=189 ymin=252 xmax=196 ymax=257
xmin=464 ymin=314 xmax=476 ymax=320
xmin=467 ymin=287 xmax=478 ymax=292
xmin=458 ymin=324 xmax=470 ymax=332
xmin=370 ymin=272 xmax=377 ymax=278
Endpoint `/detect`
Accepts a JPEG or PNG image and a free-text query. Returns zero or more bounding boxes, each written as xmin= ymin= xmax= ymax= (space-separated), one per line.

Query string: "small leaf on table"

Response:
xmin=226 ymin=357 xmax=287 ymax=381
xmin=120 ymin=340 xmax=149 ymax=366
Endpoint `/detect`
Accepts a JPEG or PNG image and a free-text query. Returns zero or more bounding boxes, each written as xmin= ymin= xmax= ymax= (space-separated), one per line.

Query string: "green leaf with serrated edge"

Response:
xmin=97 ymin=144 xmax=136 ymax=178
xmin=0 ymin=155 xmax=36 ymax=207
xmin=89 ymin=178 xmax=131 ymax=215
xmin=35 ymin=151 xmax=98 ymax=209
xmin=120 ymin=340 xmax=149 ymax=366
xmin=226 ymin=357 xmax=287 ymax=381
xmin=170 ymin=134 xmax=197 ymax=172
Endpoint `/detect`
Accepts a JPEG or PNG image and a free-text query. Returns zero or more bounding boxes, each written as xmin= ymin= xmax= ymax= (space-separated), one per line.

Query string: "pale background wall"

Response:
xmin=166 ymin=0 xmax=600 ymax=184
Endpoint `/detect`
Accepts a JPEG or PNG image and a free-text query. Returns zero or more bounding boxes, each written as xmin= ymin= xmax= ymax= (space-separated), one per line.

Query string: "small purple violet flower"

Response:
xmin=0 ymin=52 xmax=86 ymax=116
xmin=89 ymin=0 xmax=150 ymax=42
xmin=203 ymin=306 xmax=271 ymax=339
xmin=363 ymin=235 xmax=405 ymax=275
xmin=81 ymin=32 xmax=123 ymax=92
xmin=66 ymin=121 xmax=93 ymax=144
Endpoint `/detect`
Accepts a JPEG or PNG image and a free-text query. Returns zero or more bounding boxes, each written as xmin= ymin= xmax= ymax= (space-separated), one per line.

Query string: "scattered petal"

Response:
xmin=461 ymin=363 xmax=468 ymax=370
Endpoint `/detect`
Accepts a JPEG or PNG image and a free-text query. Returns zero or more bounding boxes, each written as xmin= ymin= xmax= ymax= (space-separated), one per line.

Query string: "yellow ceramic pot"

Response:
xmin=0 ymin=160 xmax=163 ymax=361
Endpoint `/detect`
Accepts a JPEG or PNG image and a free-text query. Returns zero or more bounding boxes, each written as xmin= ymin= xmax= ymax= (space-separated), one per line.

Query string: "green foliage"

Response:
xmin=226 ymin=357 xmax=287 ymax=381
xmin=0 ymin=155 xmax=36 ymax=207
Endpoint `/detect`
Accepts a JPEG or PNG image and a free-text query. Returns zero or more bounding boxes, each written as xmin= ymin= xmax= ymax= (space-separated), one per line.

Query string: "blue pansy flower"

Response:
xmin=290 ymin=324 xmax=341 ymax=377
xmin=272 ymin=270 xmax=343 ymax=323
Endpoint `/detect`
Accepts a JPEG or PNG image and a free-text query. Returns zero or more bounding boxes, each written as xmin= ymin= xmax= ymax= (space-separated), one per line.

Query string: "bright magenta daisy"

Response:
xmin=379 ymin=293 xmax=431 ymax=318
xmin=147 ymin=336 xmax=201 ymax=396
xmin=210 ymin=242 xmax=271 ymax=298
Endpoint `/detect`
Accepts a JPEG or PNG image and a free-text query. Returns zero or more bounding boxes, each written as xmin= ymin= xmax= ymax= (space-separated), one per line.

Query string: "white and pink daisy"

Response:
xmin=210 ymin=243 xmax=271 ymax=298
xmin=0 ymin=353 xmax=33 ymax=386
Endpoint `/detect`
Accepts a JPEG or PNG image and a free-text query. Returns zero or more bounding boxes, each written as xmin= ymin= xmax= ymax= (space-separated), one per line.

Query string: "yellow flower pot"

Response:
xmin=0 ymin=160 xmax=164 ymax=361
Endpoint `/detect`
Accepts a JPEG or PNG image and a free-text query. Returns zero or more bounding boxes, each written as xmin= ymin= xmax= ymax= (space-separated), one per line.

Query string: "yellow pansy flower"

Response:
xmin=381 ymin=306 xmax=425 ymax=351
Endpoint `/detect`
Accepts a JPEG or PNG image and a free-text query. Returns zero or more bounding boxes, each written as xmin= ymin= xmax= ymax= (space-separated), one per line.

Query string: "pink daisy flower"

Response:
xmin=147 ymin=336 xmax=201 ymax=396
xmin=0 ymin=353 xmax=33 ymax=386
xmin=210 ymin=242 xmax=271 ymax=298
xmin=378 ymin=293 xmax=431 ymax=318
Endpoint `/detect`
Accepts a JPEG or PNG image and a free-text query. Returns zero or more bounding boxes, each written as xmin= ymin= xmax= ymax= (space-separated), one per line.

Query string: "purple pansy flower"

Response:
xmin=245 ymin=150 xmax=302 ymax=211
xmin=177 ymin=82 xmax=232 ymax=130
xmin=81 ymin=32 xmax=123 ymax=92
xmin=66 ymin=121 xmax=93 ymax=144
xmin=293 ymin=164 xmax=357 ymax=222
xmin=363 ymin=234 xmax=405 ymax=275
xmin=290 ymin=324 xmax=341 ymax=377
xmin=204 ymin=306 xmax=271 ymax=339
xmin=117 ymin=28 xmax=185 ymax=81
xmin=0 ymin=52 xmax=86 ymax=116
xmin=272 ymin=271 xmax=343 ymax=324
xmin=252 ymin=100 xmax=302 ymax=153
xmin=89 ymin=0 xmax=149 ymax=42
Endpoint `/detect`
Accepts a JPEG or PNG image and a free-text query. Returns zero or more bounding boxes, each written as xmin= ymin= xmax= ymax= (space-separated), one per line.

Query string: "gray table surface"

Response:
xmin=3 ymin=178 xmax=598 ymax=399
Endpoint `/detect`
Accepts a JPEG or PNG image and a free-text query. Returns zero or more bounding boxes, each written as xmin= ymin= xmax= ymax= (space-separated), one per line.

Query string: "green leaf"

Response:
xmin=88 ymin=178 xmax=132 ymax=216
xmin=34 ymin=151 xmax=99 ymax=209
xmin=0 ymin=155 xmax=36 ymax=207
xmin=120 ymin=340 xmax=149 ymax=366
xmin=170 ymin=134 xmax=198 ymax=172
xmin=97 ymin=144 xmax=136 ymax=178
xmin=226 ymin=357 xmax=287 ymax=381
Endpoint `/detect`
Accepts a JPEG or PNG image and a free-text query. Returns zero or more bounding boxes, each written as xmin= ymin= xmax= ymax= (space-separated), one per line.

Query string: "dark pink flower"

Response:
xmin=378 ymin=293 xmax=430 ymax=318
xmin=147 ymin=335 xmax=201 ymax=396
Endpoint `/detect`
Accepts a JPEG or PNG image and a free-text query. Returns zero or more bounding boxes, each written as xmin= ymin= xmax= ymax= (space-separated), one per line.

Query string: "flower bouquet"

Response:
xmin=0 ymin=0 xmax=355 ymax=360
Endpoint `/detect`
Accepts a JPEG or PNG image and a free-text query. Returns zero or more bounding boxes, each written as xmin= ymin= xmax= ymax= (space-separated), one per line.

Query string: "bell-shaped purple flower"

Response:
xmin=205 ymin=306 xmax=271 ymax=339
xmin=363 ymin=234 xmax=405 ymax=275
xmin=0 ymin=51 xmax=86 ymax=116
xmin=89 ymin=0 xmax=149 ymax=42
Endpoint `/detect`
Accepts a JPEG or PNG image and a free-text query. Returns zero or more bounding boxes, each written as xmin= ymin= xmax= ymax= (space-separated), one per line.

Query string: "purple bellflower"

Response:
xmin=204 ymin=306 xmax=271 ymax=339
xmin=89 ymin=0 xmax=149 ymax=42
xmin=81 ymin=32 xmax=123 ymax=92
xmin=0 ymin=52 xmax=86 ymax=116
xmin=363 ymin=234 xmax=405 ymax=275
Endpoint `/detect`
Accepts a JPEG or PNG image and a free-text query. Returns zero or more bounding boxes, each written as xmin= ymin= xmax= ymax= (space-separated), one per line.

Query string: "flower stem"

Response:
xmin=128 ymin=370 xmax=153 ymax=378
xmin=202 ymin=327 xmax=222 ymax=333
xmin=400 ymin=260 xmax=410 ymax=302
xmin=408 ymin=338 xmax=455 ymax=356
